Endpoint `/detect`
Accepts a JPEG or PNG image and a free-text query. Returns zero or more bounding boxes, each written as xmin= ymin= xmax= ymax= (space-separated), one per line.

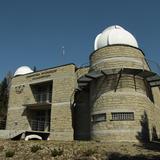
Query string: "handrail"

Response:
xmin=29 ymin=119 xmax=50 ymax=132
xmin=0 ymin=120 xmax=6 ymax=129
xmin=33 ymin=92 xmax=52 ymax=103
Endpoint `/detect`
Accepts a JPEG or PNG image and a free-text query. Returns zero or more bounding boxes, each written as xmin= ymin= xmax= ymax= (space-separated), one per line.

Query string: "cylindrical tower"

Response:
xmin=89 ymin=25 xmax=154 ymax=142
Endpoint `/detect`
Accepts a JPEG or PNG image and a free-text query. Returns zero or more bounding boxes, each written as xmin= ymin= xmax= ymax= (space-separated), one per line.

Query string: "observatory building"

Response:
xmin=3 ymin=25 xmax=160 ymax=142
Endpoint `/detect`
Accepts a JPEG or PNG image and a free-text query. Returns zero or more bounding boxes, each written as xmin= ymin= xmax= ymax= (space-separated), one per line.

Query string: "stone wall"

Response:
xmin=76 ymin=67 xmax=89 ymax=79
xmin=90 ymin=45 xmax=149 ymax=71
xmin=90 ymin=74 xmax=156 ymax=142
xmin=89 ymin=45 xmax=160 ymax=142
xmin=6 ymin=44 xmax=160 ymax=142
xmin=7 ymin=64 xmax=76 ymax=140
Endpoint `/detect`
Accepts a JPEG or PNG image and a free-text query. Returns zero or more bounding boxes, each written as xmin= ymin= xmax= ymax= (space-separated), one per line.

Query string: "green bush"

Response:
xmin=31 ymin=145 xmax=42 ymax=153
xmin=5 ymin=150 xmax=15 ymax=157
xmin=51 ymin=148 xmax=63 ymax=157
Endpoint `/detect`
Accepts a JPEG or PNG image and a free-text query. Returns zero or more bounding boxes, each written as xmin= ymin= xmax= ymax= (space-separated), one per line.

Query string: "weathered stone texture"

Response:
xmin=89 ymin=45 xmax=160 ymax=142
xmin=7 ymin=64 xmax=76 ymax=140
xmin=90 ymin=45 xmax=149 ymax=71
xmin=76 ymin=67 xmax=89 ymax=79
xmin=6 ymin=45 xmax=160 ymax=143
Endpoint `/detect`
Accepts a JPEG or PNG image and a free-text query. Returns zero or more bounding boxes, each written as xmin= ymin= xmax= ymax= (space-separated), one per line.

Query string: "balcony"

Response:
xmin=33 ymin=92 xmax=52 ymax=104
xmin=0 ymin=120 xmax=6 ymax=129
xmin=24 ymin=92 xmax=52 ymax=107
xmin=29 ymin=119 xmax=50 ymax=132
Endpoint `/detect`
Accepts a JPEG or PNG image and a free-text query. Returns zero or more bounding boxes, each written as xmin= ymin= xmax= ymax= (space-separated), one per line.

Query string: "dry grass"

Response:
xmin=0 ymin=140 xmax=160 ymax=159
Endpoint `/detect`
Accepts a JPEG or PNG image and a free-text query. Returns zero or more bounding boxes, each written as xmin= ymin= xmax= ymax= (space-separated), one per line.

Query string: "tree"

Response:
xmin=33 ymin=66 xmax=37 ymax=72
xmin=0 ymin=72 xmax=12 ymax=121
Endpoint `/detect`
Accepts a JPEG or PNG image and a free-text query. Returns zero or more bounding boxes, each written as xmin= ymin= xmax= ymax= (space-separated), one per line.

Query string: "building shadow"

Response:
xmin=71 ymin=88 xmax=90 ymax=140
xmin=152 ymin=126 xmax=158 ymax=141
xmin=136 ymin=111 xmax=150 ymax=143
xmin=135 ymin=111 xmax=160 ymax=152
xmin=107 ymin=152 xmax=160 ymax=160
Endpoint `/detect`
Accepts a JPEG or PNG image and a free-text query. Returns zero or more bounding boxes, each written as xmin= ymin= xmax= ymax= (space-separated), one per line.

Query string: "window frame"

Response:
xmin=111 ymin=112 xmax=134 ymax=121
xmin=92 ymin=113 xmax=106 ymax=123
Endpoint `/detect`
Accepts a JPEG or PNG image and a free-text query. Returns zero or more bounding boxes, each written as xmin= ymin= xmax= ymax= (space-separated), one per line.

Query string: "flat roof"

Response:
xmin=13 ymin=63 xmax=77 ymax=79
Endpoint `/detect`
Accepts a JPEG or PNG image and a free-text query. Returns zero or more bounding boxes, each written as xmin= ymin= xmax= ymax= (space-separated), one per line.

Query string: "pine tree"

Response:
xmin=33 ymin=66 xmax=37 ymax=72
xmin=0 ymin=78 xmax=8 ymax=120
xmin=0 ymin=72 xmax=12 ymax=121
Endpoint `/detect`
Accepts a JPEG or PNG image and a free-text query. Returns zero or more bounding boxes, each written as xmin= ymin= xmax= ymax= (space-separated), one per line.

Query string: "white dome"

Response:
xmin=14 ymin=66 xmax=33 ymax=76
xmin=94 ymin=25 xmax=138 ymax=50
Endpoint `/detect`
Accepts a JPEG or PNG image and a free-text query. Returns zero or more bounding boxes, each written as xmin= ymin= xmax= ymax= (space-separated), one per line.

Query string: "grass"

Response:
xmin=30 ymin=145 xmax=42 ymax=153
xmin=5 ymin=150 xmax=15 ymax=157
xmin=82 ymin=149 xmax=96 ymax=157
xmin=51 ymin=148 xmax=63 ymax=157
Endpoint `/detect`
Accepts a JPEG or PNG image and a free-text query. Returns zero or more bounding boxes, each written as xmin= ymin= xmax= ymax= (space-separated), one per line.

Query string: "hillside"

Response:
xmin=1 ymin=140 xmax=160 ymax=159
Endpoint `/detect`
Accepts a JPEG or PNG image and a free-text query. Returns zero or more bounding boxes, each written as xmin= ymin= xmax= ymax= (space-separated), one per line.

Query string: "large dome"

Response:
xmin=94 ymin=25 xmax=138 ymax=50
xmin=14 ymin=66 xmax=33 ymax=76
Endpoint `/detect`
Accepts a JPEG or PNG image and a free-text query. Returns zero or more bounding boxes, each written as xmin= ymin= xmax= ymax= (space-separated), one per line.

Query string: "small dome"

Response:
xmin=94 ymin=25 xmax=138 ymax=50
xmin=14 ymin=66 xmax=33 ymax=76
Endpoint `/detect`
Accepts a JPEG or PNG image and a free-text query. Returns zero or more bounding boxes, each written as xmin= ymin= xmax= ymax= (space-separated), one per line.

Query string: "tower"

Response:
xmin=77 ymin=25 xmax=160 ymax=142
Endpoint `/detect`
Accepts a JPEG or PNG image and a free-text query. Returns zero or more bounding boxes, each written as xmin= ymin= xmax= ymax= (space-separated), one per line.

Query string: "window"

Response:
xmin=111 ymin=112 xmax=134 ymax=121
xmin=92 ymin=113 xmax=106 ymax=122
xmin=31 ymin=81 xmax=52 ymax=103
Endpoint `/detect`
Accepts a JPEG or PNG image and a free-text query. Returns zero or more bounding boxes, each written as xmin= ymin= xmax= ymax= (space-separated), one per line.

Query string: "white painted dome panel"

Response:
xmin=108 ymin=29 xmax=138 ymax=47
xmin=94 ymin=25 xmax=138 ymax=50
xmin=94 ymin=33 xmax=102 ymax=52
xmin=14 ymin=66 xmax=33 ymax=76
xmin=102 ymin=25 xmax=123 ymax=33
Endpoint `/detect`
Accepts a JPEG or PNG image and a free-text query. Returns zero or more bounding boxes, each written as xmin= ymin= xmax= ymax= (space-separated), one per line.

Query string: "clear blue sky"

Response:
xmin=0 ymin=0 xmax=160 ymax=80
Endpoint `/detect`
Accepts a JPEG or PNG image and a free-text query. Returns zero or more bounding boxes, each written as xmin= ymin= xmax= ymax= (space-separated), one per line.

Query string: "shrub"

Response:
xmin=31 ymin=145 xmax=42 ymax=153
xmin=5 ymin=150 xmax=15 ymax=157
xmin=51 ymin=148 xmax=63 ymax=157
xmin=82 ymin=149 xmax=96 ymax=157
xmin=0 ymin=145 xmax=4 ymax=151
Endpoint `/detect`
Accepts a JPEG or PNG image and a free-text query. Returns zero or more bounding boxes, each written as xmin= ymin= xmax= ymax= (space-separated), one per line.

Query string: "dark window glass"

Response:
xmin=92 ymin=113 xmax=106 ymax=122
